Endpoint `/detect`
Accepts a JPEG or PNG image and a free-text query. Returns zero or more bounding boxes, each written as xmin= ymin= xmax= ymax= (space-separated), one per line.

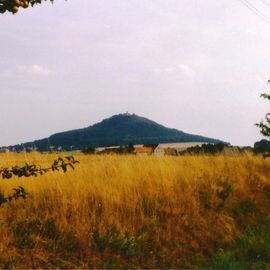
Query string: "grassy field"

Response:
xmin=0 ymin=152 xmax=270 ymax=269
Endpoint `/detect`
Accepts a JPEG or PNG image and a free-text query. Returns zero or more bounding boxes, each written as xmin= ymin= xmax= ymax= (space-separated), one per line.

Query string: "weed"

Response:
xmin=216 ymin=179 xmax=233 ymax=211
xmin=57 ymin=232 xmax=81 ymax=255
xmin=264 ymin=185 xmax=270 ymax=202
xmin=198 ymin=184 xmax=212 ymax=210
xmin=41 ymin=218 xmax=60 ymax=240
xmin=12 ymin=218 xmax=60 ymax=249
xmin=2 ymin=256 xmax=15 ymax=269
xmin=12 ymin=219 xmax=41 ymax=249
xmin=203 ymin=219 xmax=270 ymax=269
xmin=237 ymin=219 xmax=270 ymax=262
xmin=92 ymin=226 xmax=140 ymax=259
xmin=210 ymin=251 xmax=247 ymax=270
xmin=238 ymin=199 xmax=256 ymax=215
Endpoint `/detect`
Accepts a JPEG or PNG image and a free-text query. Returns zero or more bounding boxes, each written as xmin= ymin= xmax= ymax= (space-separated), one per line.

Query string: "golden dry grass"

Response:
xmin=0 ymin=152 xmax=270 ymax=268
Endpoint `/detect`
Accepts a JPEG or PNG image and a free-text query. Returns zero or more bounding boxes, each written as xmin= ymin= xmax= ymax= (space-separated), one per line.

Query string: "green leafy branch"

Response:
xmin=0 ymin=186 xmax=28 ymax=206
xmin=0 ymin=0 xmax=57 ymax=14
xmin=256 ymin=81 xmax=270 ymax=140
xmin=256 ymin=112 xmax=270 ymax=139
xmin=0 ymin=156 xmax=79 ymax=179
xmin=0 ymin=156 xmax=79 ymax=207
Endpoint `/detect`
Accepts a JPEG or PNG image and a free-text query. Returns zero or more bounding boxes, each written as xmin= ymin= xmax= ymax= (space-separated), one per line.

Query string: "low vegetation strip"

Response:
xmin=0 ymin=153 xmax=269 ymax=268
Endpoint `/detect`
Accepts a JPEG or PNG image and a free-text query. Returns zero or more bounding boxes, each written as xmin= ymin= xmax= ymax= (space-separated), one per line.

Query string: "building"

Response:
xmin=154 ymin=142 xmax=207 ymax=156
xmin=134 ymin=145 xmax=155 ymax=156
xmin=0 ymin=147 xmax=10 ymax=153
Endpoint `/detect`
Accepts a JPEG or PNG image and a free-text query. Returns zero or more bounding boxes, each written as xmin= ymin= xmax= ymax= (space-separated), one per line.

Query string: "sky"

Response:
xmin=0 ymin=0 xmax=270 ymax=146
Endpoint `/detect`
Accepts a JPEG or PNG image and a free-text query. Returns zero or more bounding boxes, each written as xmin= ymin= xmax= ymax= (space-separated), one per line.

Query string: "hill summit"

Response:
xmin=9 ymin=113 xmax=223 ymax=151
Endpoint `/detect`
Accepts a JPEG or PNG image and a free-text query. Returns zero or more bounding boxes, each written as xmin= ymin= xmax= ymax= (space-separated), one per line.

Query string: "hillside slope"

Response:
xmin=9 ymin=113 xmax=223 ymax=151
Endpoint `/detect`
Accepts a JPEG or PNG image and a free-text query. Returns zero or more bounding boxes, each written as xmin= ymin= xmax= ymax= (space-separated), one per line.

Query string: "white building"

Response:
xmin=0 ymin=148 xmax=10 ymax=153
xmin=154 ymin=142 xmax=207 ymax=156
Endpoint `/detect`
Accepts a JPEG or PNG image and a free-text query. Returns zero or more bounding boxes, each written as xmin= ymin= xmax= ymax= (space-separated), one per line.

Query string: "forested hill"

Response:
xmin=8 ymin=113 xmax=224 ymax=151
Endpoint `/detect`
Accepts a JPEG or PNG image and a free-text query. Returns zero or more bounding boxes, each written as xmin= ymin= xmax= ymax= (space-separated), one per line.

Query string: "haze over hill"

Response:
xmin=6 ymin=113 xmax=224 ymax=151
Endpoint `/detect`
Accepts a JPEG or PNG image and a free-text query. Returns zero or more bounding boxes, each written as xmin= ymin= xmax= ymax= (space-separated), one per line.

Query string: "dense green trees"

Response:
xmin=181 ymin=143 xmax=228 ymax=155
xmin=254 ymin=139 xmax=270 ymax=154
xmin=0 ymin=0 xmax=55 ymax=14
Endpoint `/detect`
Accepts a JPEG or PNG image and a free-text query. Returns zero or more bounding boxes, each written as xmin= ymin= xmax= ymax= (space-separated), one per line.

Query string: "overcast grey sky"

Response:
xmin=0 ymin=0 xmax=269 ymax=146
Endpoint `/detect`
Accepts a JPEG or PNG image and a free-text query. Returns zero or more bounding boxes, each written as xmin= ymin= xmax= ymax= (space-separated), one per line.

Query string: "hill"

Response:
xmin=8 ymin=113 xmax=224 ymax=151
